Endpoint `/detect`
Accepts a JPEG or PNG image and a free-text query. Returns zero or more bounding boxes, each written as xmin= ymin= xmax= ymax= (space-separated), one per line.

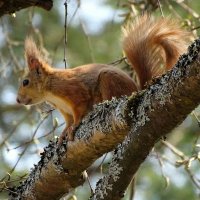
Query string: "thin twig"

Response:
xmin=0 ymin=110 xmax=32 ymax=149
xmin=108 ymin=57 xmax=126 ymax=66
xmin=83 ymin=171 xmax=94 ymax=195
xmin=8 ymin=114 xmax=49 ymax=175
xmin=64 ymin=0 xmax=68 ymax=68
xmin=154 ymin=149 xmax=170 ymax=188
xmin=10 ymin=122 xmax=65 ymax=150
xmin=129 ymin=177 xmax=135 ymax=200
xmin=79 ymin=17 xmax=95 ymax=62
xmin=157 ymin=0 xmax=164 ymax=17
xmin=161 ymin=140 xmax=186 ymax=160
xmin=68 ymin=0 xmax=81 ymax=25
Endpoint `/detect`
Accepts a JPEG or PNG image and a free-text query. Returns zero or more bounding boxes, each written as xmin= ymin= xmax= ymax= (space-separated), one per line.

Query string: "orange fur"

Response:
xmin=122 ymin=14 xmax=190 ymax=89
xmin=16 ymin=14 xmax=190 ymax=143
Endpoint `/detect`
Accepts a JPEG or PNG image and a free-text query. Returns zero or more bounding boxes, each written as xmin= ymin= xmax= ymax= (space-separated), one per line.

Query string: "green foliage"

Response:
xmin=1 ymin=0 xmax=200 ymax=199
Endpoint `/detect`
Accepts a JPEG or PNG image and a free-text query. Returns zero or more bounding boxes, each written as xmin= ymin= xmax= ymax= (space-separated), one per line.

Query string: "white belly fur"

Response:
xmin=45 ymin=92 xmax=73 ymax=115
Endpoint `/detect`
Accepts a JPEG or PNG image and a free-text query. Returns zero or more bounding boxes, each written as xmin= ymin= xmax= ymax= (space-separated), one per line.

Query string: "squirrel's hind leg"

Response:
xmin=58 ymin=112 xmax=74 ymax=144
xmin=99 ymin=69 xmax=137 ymax=100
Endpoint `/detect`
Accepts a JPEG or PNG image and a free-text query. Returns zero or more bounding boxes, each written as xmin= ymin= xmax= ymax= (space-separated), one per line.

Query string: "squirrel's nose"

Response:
xmin=16 ymin=98 xmax=20 ymax=104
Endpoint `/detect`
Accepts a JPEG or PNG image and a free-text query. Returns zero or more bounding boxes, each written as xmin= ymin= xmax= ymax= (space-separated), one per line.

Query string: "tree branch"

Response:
xmin=9 ymin=38 xmax=200 ymax=200
xmin=91 ymin=38 xmax=200 ymax=199
xmin=0 ymin=0 xmax=53 ymax=17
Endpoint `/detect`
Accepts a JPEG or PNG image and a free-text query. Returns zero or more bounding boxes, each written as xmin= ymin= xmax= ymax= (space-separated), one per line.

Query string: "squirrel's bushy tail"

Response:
xmin=122 ymin=14 xmax=190 ymax=89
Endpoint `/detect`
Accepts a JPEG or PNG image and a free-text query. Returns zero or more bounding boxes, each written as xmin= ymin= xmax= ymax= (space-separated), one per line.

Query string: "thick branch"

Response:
xmin=9 ymin=98 xmax=130 ymax=200
xmin=9 ymin=38 xmax=200 ymax=200
xmin=0 ymin=0 xmax=53 ymax=17
xmin=91 ymin=39 xmax=200 ymax=199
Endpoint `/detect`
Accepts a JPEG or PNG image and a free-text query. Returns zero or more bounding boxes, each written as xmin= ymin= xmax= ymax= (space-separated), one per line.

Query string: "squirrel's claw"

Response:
xmin=58 ymin=125 xmax=75 ymax=144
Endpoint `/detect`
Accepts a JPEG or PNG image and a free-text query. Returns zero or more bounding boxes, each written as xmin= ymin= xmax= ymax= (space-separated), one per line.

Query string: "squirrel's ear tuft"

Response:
xmin=24 ymin=37 xmax=42 ymax=71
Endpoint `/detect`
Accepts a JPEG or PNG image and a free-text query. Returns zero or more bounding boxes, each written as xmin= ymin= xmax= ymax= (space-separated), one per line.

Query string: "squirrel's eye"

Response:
xmin=22 ymin=79 xmax=29 ymax=87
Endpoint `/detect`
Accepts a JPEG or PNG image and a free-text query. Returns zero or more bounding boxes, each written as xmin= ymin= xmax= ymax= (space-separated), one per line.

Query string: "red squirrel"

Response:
xmin=16 ymin=14 xmax=190 ymax=143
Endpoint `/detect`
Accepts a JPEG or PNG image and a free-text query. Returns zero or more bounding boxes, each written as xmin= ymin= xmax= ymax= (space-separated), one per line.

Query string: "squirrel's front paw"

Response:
xmin=58 ymin=126 xmax=75 ymax=144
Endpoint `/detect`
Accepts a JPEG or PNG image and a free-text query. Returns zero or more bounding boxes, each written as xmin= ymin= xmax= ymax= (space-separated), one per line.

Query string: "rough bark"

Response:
xmin=9 ymin=38 xmax=200 ymax=200
xmin=0 ymin=0 xmax=53 ymax=17
xmin=91 ymin=39 xmax=200 ymax=199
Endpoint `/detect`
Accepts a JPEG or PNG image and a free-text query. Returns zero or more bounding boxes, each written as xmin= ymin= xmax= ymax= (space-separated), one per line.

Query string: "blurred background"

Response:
xmin=1 ymin=0 xmax=200 ymax=199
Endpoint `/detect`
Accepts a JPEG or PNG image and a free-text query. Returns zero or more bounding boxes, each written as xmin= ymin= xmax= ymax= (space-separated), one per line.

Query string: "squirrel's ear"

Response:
xmin=27 ymin=56 xmax=42 ymax=72
xmin=24 ymin=37 xmax=43 ymax=71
